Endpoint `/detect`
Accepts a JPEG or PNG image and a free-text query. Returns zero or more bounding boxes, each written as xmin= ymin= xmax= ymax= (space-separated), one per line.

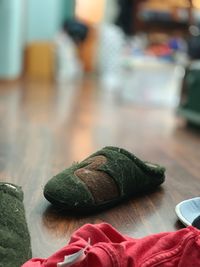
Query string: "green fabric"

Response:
xmin=177 ymin=107 xmax=200 ymax=126
xmin=184 ymin=70 xmax=200 ymax=113
xmin=0 ymin=183 xmax=32 ymax=267
xmin=177 ymin=68 xmax=200 ymax=126
xmin=90 ymin=146 xmax=165 ymax=196
xmin=44 ymin=162 xmax=95 ymax=209
xmin=44 ymin=146 xmax=165 ymax=212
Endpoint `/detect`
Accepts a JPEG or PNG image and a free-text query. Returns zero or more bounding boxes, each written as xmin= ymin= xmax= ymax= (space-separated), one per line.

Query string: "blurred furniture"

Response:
xmin=25 ymin=42 xmax=54 ymax=80
xmin=177 ymin=61 xmax=200 ymax=125
xmin=134 ymin=0 xmax=193 ymax=34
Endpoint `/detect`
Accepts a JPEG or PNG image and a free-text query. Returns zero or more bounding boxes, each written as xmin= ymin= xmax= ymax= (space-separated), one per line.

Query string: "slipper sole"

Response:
xmin=175 ymin=197 xmax=200 ymax=227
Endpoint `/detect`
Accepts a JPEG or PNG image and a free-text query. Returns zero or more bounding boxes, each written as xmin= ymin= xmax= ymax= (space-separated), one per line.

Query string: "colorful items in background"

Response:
xmin=146 ymin=44 xmax=173 ymax=59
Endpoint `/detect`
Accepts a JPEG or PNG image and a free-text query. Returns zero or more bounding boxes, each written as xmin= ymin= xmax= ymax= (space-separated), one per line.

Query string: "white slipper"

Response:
xmin=175 ymin=197 xmax=200 ymax=227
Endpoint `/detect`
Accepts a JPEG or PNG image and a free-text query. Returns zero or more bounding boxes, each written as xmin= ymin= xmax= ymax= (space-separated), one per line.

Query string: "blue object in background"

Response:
xmin=27 ymin=0 xmax=75 ymax=42
xmin=0 ymin=0 xmax=75 ymax=79
xmin=0 ymin=0 xmax=23 ymax=79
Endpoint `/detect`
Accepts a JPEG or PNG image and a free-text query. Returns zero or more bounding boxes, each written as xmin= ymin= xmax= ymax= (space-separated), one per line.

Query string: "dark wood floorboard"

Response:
xmin=0 ymin=78 xmax=200 ymax=257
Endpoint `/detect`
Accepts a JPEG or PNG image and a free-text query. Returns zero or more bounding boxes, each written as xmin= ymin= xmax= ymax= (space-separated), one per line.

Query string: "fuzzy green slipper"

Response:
xmin=44 ymin=146 xmax=165 ymax=213
xmin=0 ymin=182 xmax=32 ymax=267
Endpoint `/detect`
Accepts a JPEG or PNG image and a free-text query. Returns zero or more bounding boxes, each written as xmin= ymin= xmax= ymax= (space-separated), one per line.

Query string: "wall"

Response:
xmin=27 ymin=0 xmax=75 ymax=42
xmin=61 ymin=0 xmax=75 ymax=22
xmin=0 ymin=0 xmax=75 ymax=79
xmin=27 ymin=0 xmax=62 ymax=42
xmin=0 ymin=0 xmax=23 ymax=79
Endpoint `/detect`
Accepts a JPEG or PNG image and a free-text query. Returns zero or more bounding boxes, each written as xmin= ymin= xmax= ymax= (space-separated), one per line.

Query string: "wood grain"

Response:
xmin=0 ymin=78 xmax=200 ymax=258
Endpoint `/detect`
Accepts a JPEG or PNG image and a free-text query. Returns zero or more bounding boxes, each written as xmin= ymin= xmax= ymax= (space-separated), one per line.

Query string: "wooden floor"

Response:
xmin=0 ymin=77 xmax=200 ymax=258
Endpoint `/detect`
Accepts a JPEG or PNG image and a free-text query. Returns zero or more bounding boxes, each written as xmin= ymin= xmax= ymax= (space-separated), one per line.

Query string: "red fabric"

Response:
xmin=22 ymin=223 xmax=200 ymax=267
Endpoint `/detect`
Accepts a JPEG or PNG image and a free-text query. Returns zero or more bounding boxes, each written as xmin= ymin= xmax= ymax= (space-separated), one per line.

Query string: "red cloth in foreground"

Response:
xmin=22 ymin=223 xmax=200 ymax=267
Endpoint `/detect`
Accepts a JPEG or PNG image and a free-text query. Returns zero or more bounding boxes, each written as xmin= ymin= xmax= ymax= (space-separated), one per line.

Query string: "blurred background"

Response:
xmin=1 ymin=0 xmax=200 ymax=160
xmin=1 ymin=0 xmax=200 ymax=107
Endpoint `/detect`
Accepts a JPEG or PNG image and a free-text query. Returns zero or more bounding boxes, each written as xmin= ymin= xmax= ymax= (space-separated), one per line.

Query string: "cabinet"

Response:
xmin=134 ymin=0 xmax=193 ymax=34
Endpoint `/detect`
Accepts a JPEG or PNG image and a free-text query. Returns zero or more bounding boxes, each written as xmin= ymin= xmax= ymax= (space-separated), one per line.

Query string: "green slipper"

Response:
xmin=44 ymin=146 xmax=165 ymax=213
xmin=0 ymin=182 xmax=32 ymax=267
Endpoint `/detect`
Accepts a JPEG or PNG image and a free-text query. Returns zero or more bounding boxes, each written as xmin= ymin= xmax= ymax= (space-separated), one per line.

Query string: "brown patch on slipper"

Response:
xmin=74 ymin=155 xmax=119 ymax=204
